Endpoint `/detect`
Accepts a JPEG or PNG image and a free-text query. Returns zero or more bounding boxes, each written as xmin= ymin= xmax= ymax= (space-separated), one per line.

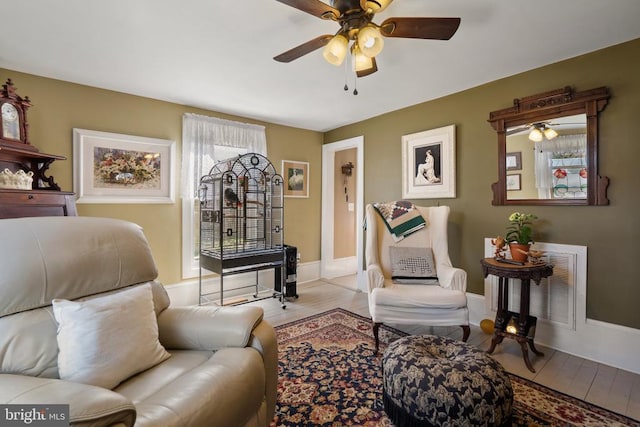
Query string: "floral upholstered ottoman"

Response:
xmin=382 ymin=335 xmax=512 ymax=426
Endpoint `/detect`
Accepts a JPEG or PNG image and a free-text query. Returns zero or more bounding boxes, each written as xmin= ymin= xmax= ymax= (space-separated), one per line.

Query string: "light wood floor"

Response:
xmin=248 ymin=277 xmax=640 ymax=421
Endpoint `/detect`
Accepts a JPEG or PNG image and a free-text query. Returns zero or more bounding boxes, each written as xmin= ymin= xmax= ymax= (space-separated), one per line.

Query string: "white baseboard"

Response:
xmin=466 ymin=292 xmax=640 ymax=375
xmin=298 ymin=260 xmax=321 ymax=284
xmin=320 ymin=256 xmax=356 ymax=279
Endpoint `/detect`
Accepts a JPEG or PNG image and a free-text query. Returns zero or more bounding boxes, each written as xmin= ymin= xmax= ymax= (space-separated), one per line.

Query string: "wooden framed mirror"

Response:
xmin=488 ymin=86 xmax=610 ymax=205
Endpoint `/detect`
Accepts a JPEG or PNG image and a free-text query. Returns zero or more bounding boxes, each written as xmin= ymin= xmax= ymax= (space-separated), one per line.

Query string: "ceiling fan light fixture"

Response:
xmin=322 ymin=34 xmax=349 ymax=66
xmin=351 ymin=43 xmax=377 ymax=77
xmin=274 ymin=0 xmax=461 ymax=87
xmin=356 ymin=56 xmax=377 ymax=77
xmin=360 ymin=0 xmax=393 ymax=14
xmin=528 ymin=127 xmax=544 ymax=142
xmin=357 ymin=25 xmax=384 ymax=58
xmin=543 ymin=126 xmax=558 ymax=140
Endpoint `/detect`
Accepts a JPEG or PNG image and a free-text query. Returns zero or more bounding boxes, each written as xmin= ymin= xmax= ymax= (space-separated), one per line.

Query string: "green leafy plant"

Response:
xmin=505 ymin=212 xmax=537 ymax=244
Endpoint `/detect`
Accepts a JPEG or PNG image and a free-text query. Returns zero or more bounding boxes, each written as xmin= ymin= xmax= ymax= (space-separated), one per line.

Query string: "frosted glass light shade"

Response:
xmin=351 ymin=44 xmax=377 ymax=77
xmin=322 ymin=34 xmax=348 ymax=66
xmin=353 ymin=48 xmax=373 ymax=71
xmin=361 ymin=0 xmax=393 ymax=13
xmin=528 ymin=128 xmax=543 ymax=142
xmin=357 ymin=25 xmax=384 ymax=58
xmin=543 ymin=127 xmax=558 ymax=140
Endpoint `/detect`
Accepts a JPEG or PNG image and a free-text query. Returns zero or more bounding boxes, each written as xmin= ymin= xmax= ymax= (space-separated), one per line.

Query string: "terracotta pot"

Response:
xmin=509 ymin=243 xmax=530 ymax=263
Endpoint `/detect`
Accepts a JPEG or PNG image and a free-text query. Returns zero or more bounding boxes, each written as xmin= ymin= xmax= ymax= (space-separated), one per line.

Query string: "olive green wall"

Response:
xmin=0 ymin=69 xmax=323 ymax=285
xmin=324 ymin=38 xmax=640 ymax=329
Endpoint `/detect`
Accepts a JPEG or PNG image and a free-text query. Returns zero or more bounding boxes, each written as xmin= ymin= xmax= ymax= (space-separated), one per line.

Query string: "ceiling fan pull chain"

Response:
xmin=345 ymin=46 xmax=358 ymax=95
xmin=344 ymin=53 xmax=349 ymax=91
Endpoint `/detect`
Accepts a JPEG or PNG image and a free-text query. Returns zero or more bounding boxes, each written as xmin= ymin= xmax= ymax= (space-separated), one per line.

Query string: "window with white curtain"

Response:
xmin=181 ymin=113 xmax=267 ymax=279
xmin=534 ymin=134 xmax=587 ymax=199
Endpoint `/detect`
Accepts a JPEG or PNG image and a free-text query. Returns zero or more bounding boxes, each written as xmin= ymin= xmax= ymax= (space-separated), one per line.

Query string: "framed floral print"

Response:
xmin=73 ymin=128 xmax=175 ymax=204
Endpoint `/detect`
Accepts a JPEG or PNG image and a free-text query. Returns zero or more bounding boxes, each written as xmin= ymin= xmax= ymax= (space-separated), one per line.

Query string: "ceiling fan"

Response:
xmin=507 ymin=117 xmax=586 ymax=141
xmin=273 ymin=0 xmax=461 ymax=78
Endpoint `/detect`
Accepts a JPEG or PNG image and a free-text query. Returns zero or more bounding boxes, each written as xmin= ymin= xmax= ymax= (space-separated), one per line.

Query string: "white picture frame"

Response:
xmin=73 ymin=128 xmax=175 ymax=204
xmin=402 ymin=124 xmax=456 ymax=199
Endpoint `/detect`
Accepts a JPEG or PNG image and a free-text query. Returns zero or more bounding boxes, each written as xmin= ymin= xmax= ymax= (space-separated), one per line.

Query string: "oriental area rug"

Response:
xmin=270 ymin=308 xmax=639 ymax=427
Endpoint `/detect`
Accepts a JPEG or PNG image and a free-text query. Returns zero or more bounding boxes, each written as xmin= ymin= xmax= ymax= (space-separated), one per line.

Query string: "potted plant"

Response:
xmin=505 ymin=212 xmax=537 ymax=262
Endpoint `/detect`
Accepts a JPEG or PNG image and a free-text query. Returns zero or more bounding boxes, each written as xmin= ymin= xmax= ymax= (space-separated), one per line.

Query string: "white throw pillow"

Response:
xmin=389 ymin=246 xmax=438 ymax=284
xmin=52 ymin=283 xmax=170 ymax=389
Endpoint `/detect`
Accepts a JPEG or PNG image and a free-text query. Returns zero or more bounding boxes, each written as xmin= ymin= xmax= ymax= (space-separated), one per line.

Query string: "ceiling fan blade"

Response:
xmin=275 ymin=0 xmax=339 ymax=20
xmin=380 ymin=17 xmax=461 ymax=40
xmin=274 ymin=35 xmax=333 ymax=63
xmin=506 ymin=125 xmax=529 ymax=136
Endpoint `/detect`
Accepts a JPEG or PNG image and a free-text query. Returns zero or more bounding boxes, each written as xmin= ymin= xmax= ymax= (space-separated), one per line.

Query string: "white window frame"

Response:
xmin=181 ymin=114 xmax=266 ymax=279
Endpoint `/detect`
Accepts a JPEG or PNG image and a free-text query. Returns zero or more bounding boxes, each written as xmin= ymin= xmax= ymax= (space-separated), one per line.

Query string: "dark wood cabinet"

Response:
xmin=0 ymin=188 xmax=76 ymax=218
xmin=0 ymin=78 xmax=76 ymax=218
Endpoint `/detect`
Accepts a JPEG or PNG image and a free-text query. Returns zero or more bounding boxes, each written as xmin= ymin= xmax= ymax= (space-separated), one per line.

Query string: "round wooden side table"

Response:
xmin=480 ymin=257 xmax=554 ymax=373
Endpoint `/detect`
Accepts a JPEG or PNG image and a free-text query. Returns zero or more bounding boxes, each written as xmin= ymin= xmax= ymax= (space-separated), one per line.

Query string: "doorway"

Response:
xmin=321 ymin=136 xmax=365 ymax=291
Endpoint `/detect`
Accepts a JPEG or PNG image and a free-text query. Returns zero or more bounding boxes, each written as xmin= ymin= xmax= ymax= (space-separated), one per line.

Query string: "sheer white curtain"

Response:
xmin=181 ymin=113 xmax=267 ymax=278
xmin=181 ymin=113 xmax=267 ymax=199
xmin=535 ymin=134 xmax=586 ymax=198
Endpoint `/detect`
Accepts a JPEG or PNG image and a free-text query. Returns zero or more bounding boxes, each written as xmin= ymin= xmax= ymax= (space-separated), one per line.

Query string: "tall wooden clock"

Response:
xmin=0 ymin=78 xmax=34 ymax=150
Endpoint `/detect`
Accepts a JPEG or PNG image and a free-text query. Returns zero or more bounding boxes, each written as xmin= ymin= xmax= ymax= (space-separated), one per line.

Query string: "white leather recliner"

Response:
xmin=0 ymin=216 xmax=277 ymax=427
xmin=365 ymin=204 xmax=469 ymax=351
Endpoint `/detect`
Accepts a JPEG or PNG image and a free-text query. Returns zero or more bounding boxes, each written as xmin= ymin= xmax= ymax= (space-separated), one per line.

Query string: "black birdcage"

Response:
xmin=198 ymin=153 xmax=285 ymax=307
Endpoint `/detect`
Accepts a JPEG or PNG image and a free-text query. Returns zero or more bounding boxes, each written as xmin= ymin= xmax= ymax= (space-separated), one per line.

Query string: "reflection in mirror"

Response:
xmin=506 ymin=114 xmax=587 ymax=200
xmin=488 ymin=86 xmax=610 ymax=206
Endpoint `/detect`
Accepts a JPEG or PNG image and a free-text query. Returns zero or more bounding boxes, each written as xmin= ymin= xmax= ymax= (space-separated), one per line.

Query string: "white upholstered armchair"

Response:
xmin=365 ymin=203 xmax=469 ymax=352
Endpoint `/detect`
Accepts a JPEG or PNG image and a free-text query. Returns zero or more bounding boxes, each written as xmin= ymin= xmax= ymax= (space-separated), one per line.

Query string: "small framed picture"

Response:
xmin=401 ymin=124 xmax=456 ymax=199
xmin=506 ymin=174 xmax=521 ymax=191
xmin=506 ymin=152 xmax=522 ymax=171
xmin=282 ymin=160 xmax=309 ymax=198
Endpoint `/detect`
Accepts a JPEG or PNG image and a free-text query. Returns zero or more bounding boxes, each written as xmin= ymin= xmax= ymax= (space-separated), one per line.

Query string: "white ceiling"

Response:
xmin=2 ymin=0 xmax=640 ymax=132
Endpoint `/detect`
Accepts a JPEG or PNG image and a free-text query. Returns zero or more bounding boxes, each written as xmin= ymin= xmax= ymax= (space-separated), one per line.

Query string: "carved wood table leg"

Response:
xmin=488 ymin=276 xmax=507 ymax=355
xmin=487 ymin=333 xmax=503 ymax=355
xmin=519 ymin=339 xmax=536 ymax=373
xmin=519 ymin=279 xmax=531 ymax=337
xmin=528 ymin=339 xmax=544 ymax=356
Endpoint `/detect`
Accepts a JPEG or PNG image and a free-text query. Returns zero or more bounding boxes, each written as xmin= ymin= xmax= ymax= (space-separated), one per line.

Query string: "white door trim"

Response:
xmin=321 ymin=136 xmax=365 ymax=291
